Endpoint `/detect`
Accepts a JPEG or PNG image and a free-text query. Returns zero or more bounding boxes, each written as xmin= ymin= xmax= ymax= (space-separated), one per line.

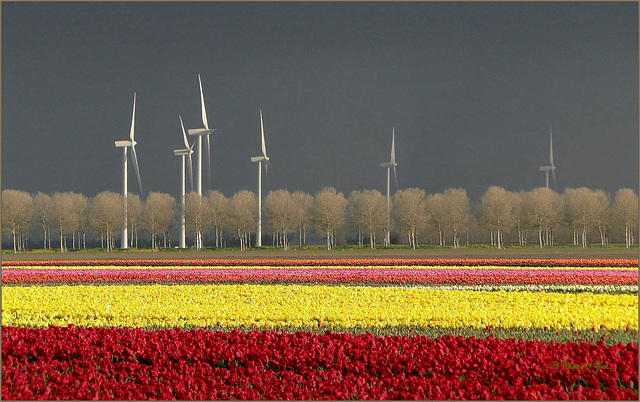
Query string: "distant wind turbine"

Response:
xmin=174 ymin=115 xmax=195 ymax=249
xmin=188 ymin=74 xmax=214 ymax=195
xmin=379 ymin=128 xmax=398 ymax=246
xmin=539 ymin=126 xmax=557 ymax=190
xmin=114 ymin=93 xmax=143 ymax=249
xmin=251 ymin=110 xmax=271 ymax=247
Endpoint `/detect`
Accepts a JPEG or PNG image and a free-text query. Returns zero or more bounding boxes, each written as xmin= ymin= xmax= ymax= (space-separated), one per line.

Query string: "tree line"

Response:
xmin=2 ymin=186 xmax=637 ymax=253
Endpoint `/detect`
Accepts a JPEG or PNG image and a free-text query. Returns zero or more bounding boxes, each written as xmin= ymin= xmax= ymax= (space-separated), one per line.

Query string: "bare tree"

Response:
xmin=512 ymin=191 xmax=529 ymax=246
xmin=89 ymin=191 xmax=123 ymax=251
xmin=292 ymin=191 xmax=313 ymax=247
xmin=426 ymin=193 xmax=446 ymax=246
xmin=613 ymin=188 xmax=638 ymax=248
xmin=592 ymin=190 xmax=611 ymax=246
xmin=206 ymin=190 xmax=227 ymax=248
xmin=226 ymin=190 xmax=257 ymax=250
xmin=562 ymin=188 xmax=581 ymax=246
xmin=351 ymin=189 xmax=388 ymax=249
xmin=264 ymin=189 xmax=297 ymax=249
xmin=347 ymin=191 xmax=365 ymax=247
xmin=480 ymin=186 xmax=514 ymax=249
xmin=392 ymin=188 xmax=427 ymax=249
xmin=34 ymin=192 xmax=54 ymax=250
xmin=563 ymin=187 xmax=607 ymax=248
xmin=185 ymin=192 xmax=210 ymax=250
xmin=443 ymin=188 xmax=470 ymax=248
xmin=525 ymin=188 xmax=562 ymax=248
xmin=141 ymin=192 xmax=176 ymax=250
xmin=311 ymin=187 xmax=347 ymax=250
xmin=2 ymin=190 xmax=34 ymax=252
xmin=67 ymin=192 xmax=89 ymax=250
xmin=126 ymin=194 xmax=142 ymax=249
xmin=50 ymin=192 xmax=76 ymax=252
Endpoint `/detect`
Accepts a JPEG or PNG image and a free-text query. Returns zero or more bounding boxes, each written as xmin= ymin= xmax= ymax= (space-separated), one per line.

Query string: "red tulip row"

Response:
xmin=2 ymin=325 xmax=637 ymax=400
xmin=2 ymin=257 xmax=637 ymax=267
xmin=3 ymin=267 xmax=637 ymax=286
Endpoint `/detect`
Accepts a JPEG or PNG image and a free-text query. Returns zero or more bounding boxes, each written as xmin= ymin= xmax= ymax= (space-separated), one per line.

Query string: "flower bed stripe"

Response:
xmin=2 ymin=326 xmax=637 ymax=400
xmin=2 ymin=257 xmax=637 ymax=267
xmin=5 ymin=264 xmax=634 ymax=271
xmin=3 ymin=284 xmax=637 ymax=330
xmin=3 ymin=267 xmax=637 ymax=286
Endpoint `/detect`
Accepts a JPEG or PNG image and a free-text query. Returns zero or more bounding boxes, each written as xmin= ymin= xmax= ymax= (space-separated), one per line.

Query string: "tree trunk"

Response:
xmin=538 ymin=227 xmax=543 ymax=248
xmin=599 ymin=226 xmax=605 ymax=246
xmin=299 ymin=223 xmax=303 ymax=247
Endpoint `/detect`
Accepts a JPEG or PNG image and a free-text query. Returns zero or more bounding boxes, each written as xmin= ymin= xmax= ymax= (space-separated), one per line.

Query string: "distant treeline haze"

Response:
xmin=1 ymin=186 xmax=638 ymax=253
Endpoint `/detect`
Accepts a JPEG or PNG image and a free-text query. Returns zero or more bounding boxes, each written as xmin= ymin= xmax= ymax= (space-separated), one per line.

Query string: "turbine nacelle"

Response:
xmin=174 ymin=149 xmax=192 ymax=156
xmin=380 ymin=162 xmax=397 ymax=168
xmin=115 ymin=140 xmax=136 ymax=147
xmin=539 ymin=166 xmax=554 ymax=171
xmin=251 ymin=156 xmax=269 ymax=163
xmin=188 ymin=128 xmax=214 ymax=136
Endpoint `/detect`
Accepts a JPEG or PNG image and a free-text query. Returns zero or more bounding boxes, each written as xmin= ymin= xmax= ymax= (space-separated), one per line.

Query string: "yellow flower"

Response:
xmin=2 ymin=284 xmax=637 ymax=330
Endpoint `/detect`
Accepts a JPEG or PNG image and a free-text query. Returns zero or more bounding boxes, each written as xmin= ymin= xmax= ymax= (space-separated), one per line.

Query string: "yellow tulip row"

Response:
xmin=3 ymin=284 xmax=637 ymax=330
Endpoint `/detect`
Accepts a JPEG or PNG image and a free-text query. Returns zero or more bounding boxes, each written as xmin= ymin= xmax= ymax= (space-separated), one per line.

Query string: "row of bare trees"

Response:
xmin=479 ymin=187 xmax=638 ymax=249
xmin=2 ymin=186 xmax=637 ymax=252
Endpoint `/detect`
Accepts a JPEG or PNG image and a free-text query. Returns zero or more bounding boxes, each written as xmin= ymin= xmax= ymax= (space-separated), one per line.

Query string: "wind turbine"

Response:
xmin=539 ymin=125 xmax=557 ymax=190
xmin=188 ymin=74 xmax=214 ymax=195
xmin=114 ymin=92 xmax=143 ymax=249
xmin=251 ymin=110 xmax=270 ymax=247
xmin=379 ymin=128 xmax=398 ymax=246
xmin=174 ymin=115 xmax=195 ymax=249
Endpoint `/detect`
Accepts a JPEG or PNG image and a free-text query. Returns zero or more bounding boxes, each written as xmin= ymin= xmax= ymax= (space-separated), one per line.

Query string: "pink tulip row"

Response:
xmin=3 ymin=257 xmax=637 ymax=267
xmin=4 ymin=267 xmax=636 ymax=285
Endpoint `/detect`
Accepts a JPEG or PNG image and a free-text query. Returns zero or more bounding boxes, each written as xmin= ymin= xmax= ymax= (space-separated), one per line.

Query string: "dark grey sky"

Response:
xmin=2 ymin=1 xmax=638 ymax=203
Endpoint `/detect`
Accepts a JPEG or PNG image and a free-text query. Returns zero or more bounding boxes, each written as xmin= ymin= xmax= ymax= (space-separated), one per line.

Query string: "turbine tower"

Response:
xmin=539 ymin=125 xmax=557 ymax=190
xmin=188 ymin=74 xmax=214 ymax=195
xmin=251 ymin=110 xmax=270 ymax=247
xmin=379 ymin=128 xmax=398 ymax=246
xmin=114 ymin=93 xmax=143 ymax=249
xmin=174 ymin=115 xmax=195 ymax=249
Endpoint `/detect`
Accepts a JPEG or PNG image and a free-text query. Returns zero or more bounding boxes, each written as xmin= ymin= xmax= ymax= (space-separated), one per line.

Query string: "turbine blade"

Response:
xmin=549 ymin=126 xmax=554 ymax=166
xmin=551 ymin=168 xmax=557 ymax=190
xmin=179 ymin=115 xmax=189 ymax=149
xmin=199 ymin=74 xmax=209 ymax=129
xmin=187 ymin=153 xmax=194 ymax=192
xmin=391 ymin=128 xmax=395 ymax=163
xmin=205 ymin=134 xmax=211 ymax=189
xmin=129 ymin=93 xmax=136 ymax=141
xmin=265 ymin=159 xmax=272 ymax=176
xmin=393 ymin=165 xmax=398 ymax=190
xmin=130 ymin=144 xmax=143 ymax=195
xmin=260 ymin=110 xmax=267 ymax=157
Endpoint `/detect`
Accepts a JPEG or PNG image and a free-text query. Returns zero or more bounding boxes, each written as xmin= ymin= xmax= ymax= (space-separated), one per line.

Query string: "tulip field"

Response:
xmin=2 ymin=257 xmax=638 ymax=399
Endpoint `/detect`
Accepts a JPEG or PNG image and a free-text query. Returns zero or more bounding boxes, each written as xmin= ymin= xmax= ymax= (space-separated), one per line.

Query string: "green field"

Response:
xmin=2 ymin=244 xmax=637 ymax=261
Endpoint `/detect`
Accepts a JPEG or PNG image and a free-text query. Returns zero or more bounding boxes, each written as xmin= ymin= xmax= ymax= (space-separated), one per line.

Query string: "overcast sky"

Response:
xmin=2 ymin=1 xmax=638 ymax=204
